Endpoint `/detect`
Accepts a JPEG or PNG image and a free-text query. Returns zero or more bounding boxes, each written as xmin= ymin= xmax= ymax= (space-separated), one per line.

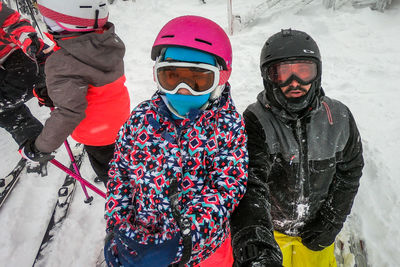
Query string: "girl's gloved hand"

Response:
xmin=106 ymin=226 xmax=181 ymax=267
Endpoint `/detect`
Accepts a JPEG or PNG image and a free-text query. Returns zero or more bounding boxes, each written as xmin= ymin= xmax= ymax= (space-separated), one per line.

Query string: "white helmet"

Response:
xmin=37 ymin=0 xmax=109 ymax=32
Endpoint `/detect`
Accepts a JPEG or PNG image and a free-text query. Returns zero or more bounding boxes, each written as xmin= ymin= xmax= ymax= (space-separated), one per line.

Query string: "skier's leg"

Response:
xmin=84 ymin=143 xmax=115 ymax=186
xmin=0 ymin=104 xmax=43 ymax=146
xmin=0 ymin=102 xmax=47 ymax=176
xmin=292 ymin=239 xmax=337 ymax=267
xmin=2 ymin=50 xmax=40 ymax=96
xmin=274 ymin=231 xmax=294 ymax=267
xmin=0 ymin=49 xmax=44 ymax=146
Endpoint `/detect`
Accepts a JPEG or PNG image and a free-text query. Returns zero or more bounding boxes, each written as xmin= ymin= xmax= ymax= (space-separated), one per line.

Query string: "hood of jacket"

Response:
xmin=53 ymin=22 xmax=125 ymax=73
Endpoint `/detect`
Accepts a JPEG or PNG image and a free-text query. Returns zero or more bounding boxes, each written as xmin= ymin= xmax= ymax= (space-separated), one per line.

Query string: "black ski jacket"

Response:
xmin=231 ymin=90 xmax=363 ymax=261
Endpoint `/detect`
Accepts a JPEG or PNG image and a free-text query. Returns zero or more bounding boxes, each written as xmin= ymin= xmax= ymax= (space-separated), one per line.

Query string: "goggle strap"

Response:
xmin=219 ymin=68 xmax=231 ymax=86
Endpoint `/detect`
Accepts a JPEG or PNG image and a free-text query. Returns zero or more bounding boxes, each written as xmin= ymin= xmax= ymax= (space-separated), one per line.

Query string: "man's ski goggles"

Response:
xmin=154 ymin=61 xmax=230 ymax=95
xmin=264 ymin=60 xmax=318 ymax=86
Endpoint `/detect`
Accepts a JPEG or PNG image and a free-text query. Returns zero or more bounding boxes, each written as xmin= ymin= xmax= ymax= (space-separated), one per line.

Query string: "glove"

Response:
xmin=104 ymin=232 xmax=121 ymax=267
xmin=110 ymin=226 xmax=180 ymax=267
xmin=26 ymin=33 xmax=42 ymax=59
xmin=33 ymin=86 xmax=54 ymax=107
xmin=233 ymin=227 xmax=283 ymax=267
xmin=300 ymin=214 xmax=342 ymax=251
xmin=36 ymin=43 xmax=53 ymax=64
xmin=234 ymin=243 xmax=283 ymax=267
xmin=19 ymin=139 xmax=54 ymax=163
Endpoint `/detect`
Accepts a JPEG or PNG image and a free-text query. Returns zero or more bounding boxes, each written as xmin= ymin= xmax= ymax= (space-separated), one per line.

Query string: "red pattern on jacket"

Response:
xmin=0 ymin=3 xmax=43 ymax=60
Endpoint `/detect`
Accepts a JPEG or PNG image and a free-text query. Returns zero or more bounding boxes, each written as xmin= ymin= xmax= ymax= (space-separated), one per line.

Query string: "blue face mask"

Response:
xmin=165 ymin=93 xmax=211 ymax=117
xmin=161 ymin=47 xmax=214 ymax=118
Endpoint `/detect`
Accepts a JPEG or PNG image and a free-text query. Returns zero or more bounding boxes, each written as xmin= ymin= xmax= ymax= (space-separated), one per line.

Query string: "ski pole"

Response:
xmin=48 ymin=107 xmax=103 ymax=202
xmin=23 ymin=0 xmax=44 ymax=39
xmin=63 ymin=138 xmax=94 ymax=203
xmin=227 ymin=0 xmax=233 ymax=35
xmin=50 ymin=158 xmax=106 ymax=199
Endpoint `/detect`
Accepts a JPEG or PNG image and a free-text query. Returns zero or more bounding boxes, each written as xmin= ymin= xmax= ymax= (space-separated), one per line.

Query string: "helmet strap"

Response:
xmin=218 ymin=68 xmax=231 ymax=85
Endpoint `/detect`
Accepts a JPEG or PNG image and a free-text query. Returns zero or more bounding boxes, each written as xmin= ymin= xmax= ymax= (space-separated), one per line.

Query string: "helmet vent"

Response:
xmin=94 ymin=9 xmax=99 ymax=28
xmin=195 ymin=38 xmax=212 ymax=46
xmin=79 ymin=6 xmax=92 ymax=8
xmin=161 ymin=35 xmax=175 ymax=38
xmin=100 ymin=4 xmax=106 ymax=7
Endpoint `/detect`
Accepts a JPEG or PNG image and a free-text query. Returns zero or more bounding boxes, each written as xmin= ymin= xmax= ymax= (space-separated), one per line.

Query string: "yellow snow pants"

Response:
xmin=274 ymin=231 xmax=337 ymax=267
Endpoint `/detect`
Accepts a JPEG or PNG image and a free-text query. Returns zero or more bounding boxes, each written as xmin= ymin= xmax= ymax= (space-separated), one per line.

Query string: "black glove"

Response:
xmin=33 ymin=86 xmax=54 ymax=107
xmin=234 ymin=243 xmax=282 ymax=267
xmin=19 ymin=139 xmax=54 ymax=163
xmin=233 ymin=227 xmax=283 ymax=267
xmin=36 ymin=43 xmax=53 ymax=64
xmin=300 ymin=213 xmax=342 ymax=251
xmin=26 ymin=33 xmax=41 ymax=59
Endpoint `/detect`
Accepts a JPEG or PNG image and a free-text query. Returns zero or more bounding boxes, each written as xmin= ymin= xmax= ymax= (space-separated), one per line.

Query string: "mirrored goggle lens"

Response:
xmin=157 ymin=66 xmax=215 ymax=92
xmin=267 ymin=60 xmax=317 ymax=85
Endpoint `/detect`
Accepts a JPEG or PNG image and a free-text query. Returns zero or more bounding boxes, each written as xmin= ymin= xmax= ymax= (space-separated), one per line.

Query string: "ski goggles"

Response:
xmin=264 ymin=59 xmax=318 ymax=86
xmin=154 ymin=60 xmax=230 ymax=95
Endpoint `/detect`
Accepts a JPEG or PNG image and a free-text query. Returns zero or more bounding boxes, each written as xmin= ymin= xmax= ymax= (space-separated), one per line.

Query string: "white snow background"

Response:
xmin=0 ymin=0 xmax=399 ymax=266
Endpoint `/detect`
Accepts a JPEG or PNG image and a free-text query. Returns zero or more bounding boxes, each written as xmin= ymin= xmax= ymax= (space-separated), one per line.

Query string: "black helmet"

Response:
xmin=260 ymin=29 xmax=322 ymax=115
xmin=260 ymin=29 xmax=321 ymax=69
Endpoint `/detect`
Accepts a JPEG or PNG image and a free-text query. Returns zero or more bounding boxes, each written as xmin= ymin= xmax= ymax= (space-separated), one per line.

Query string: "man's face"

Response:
xmin=280 ymin=80 xmax=311 ymax=98
xmin=265 ymin=59 xmax=317 ymax=98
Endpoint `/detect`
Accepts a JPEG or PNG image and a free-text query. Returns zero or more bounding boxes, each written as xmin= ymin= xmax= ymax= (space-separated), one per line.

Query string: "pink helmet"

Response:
xmin=151 ymin=16 xmax=232 ymax=71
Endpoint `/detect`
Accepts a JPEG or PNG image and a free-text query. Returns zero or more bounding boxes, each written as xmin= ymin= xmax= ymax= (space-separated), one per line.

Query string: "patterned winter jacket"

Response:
xmin=105 ymin=86 xmax=248 ymax=266
xmin=0 ymin=3 xmax=42 ymax=63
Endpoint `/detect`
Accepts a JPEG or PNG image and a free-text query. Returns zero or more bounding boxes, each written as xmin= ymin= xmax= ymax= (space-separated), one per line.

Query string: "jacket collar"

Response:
xmin=257 ymin=89 xmax=324 ymax=122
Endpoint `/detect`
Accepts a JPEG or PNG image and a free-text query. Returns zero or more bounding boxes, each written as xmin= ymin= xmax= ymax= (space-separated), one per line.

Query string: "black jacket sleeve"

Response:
xmin=231 ymin=109 xmax=282 ymax=267
xmin=300 ymin=108 xmax=364 ymax=250
xmin=322 ymin=108 xmax=364 ymax=225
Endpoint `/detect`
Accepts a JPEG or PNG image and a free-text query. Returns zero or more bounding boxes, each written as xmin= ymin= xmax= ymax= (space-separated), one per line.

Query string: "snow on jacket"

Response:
xmin=231 ymin=90 xmax=364 ymax=247
xmin=35 ymin=22 xmax=130 ymax=152
xmin=0 ymin=3 xmax=42 ymax=63
xmin=105 ymin=86 xmax=248 ymax=266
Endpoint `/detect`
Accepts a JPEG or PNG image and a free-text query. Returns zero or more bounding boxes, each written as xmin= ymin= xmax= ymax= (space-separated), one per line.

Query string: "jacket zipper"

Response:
xmin=295 ymin=119 xmax=310 ymax=225
xmin=296 ymin=119 xmax=304 ymax=197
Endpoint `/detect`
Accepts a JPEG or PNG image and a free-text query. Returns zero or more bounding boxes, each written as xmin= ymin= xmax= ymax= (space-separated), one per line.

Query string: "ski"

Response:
xmin=32 ymin=143 xmax=85 ymax=267
xmin=95 ymin=247 xmax=106 ymax=267
xmin=0 ymin=158 xmax=27 ymax=208
xmin=349 ymin=235 xmax=368 ymax=267
xmin=335 ymin=231 xmax=369 ymax=267
xmin=15 ymin=0 xmax=44 ymax=38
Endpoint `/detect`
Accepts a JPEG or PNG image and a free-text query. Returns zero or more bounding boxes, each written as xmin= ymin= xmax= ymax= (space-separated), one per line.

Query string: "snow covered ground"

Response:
xmin=0 ymin=0 xmax=399 ymax=266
